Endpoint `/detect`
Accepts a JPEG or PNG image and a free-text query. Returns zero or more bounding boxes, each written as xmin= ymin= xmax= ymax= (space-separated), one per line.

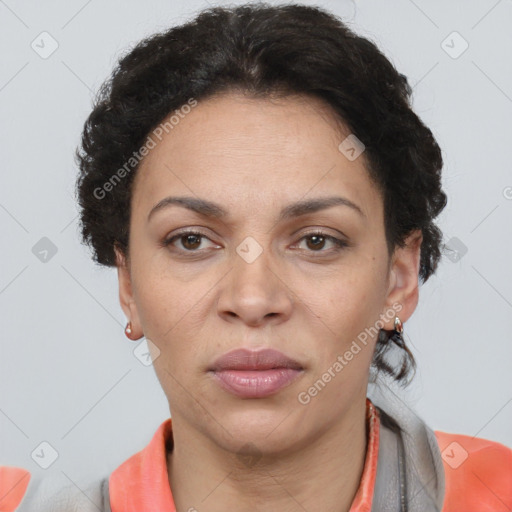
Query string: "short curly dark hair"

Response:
xmin=75 ymin=2 xmax=447 ymax=386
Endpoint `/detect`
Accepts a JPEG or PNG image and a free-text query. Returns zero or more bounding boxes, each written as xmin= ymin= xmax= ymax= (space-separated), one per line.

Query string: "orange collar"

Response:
xmin=109 ymin=398 xmax=380 ymax=511
xmin=349 ymin=397 xmax=380 ymax=512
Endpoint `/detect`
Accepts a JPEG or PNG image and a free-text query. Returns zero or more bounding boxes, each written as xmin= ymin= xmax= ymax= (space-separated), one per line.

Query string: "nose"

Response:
xmin=217 ymin=243 xmax=293 ymax=328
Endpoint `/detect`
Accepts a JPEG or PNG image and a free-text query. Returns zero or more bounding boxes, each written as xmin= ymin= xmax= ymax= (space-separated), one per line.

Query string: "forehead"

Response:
xmin=131 ymin=92 xmax=381 ymax=220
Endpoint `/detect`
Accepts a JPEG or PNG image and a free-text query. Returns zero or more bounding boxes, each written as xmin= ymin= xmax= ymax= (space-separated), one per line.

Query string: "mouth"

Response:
xmin=208 ymin=348 xmax=304 ymax=398
xmin=209 ymin=347 xmax=304 ymax=372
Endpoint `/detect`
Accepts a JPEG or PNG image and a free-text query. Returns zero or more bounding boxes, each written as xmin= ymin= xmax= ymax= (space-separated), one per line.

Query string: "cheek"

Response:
xmin=299 ymin=259 xmax=386 ymax=366
xmin=132 ymin=270 xmax=216 ymax=367
xmin=307 ymin=269 xmax=383 ymax=332
xmin=136 ymin=283 xmax=174 ymax=335
xmin=131 ymin=271 xmax=187 ymax=354
xmin=133 ymin=261 xmax=198 ymax=327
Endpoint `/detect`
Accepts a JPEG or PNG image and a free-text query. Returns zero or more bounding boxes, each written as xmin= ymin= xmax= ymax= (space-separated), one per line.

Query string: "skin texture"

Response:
xmin=115 ymin=92 xmax=423 ymax=512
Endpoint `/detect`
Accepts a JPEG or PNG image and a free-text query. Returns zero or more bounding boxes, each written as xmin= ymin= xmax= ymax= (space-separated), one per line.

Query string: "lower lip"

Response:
xmin=211 ymin=369 xmax=303 ymax=398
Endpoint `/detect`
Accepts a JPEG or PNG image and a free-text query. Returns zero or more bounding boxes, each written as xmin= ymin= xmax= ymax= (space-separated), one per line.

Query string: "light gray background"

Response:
xmin=1 ymin=0 xmax=511 ymax=486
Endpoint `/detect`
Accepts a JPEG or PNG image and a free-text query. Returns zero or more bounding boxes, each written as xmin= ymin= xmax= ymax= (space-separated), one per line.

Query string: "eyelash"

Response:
xmin=161 ymin=229 xmax=348 ymax=256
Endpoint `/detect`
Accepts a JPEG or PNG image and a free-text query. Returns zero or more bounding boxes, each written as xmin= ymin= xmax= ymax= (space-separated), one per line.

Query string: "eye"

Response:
xmin=295 ymin=231 xmax=348 ymax=254
xmin=162 ymin=230 xmax=218 ymax=252
xmin=161 ymin=229 xmax=349 ymax=256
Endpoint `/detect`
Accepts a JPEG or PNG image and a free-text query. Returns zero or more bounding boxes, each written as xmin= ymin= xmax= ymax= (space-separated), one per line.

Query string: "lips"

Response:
xmin=209 ymin=348 xmax=304 ymax=398
xmin=209 ymin=348 xmax=303 ymax=372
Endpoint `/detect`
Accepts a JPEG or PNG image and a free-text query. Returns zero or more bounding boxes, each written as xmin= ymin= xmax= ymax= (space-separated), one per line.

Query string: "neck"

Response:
xmin=167 ymin=399 xmax=369 ymax=512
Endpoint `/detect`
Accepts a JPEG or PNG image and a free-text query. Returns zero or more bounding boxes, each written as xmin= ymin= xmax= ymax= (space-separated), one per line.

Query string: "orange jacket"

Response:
xmin=2 ymin=400 xmax=511 ymax=511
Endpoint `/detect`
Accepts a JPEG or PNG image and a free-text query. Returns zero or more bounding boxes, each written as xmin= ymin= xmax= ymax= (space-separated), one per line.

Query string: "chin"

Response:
xmin=208 ymin=401 xmax=307 ymax=454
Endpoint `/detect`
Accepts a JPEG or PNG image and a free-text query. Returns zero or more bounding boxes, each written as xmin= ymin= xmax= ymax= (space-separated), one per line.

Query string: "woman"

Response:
xmin=2 ymin=3 xmax=511 ymax=511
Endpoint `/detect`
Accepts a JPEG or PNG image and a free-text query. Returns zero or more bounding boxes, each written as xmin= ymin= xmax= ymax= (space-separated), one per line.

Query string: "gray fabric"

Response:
xmin=15 ymin=471 xmax=110 ymax=512
xmin=369 ymin=382 xmax=446 ymax=511
xmin=15 ymin=387 xmax=445 ymax=511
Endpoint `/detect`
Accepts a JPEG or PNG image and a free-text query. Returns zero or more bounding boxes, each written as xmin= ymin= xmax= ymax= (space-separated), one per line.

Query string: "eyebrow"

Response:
xmin=147 ymin=195 xmax=366 ymax=223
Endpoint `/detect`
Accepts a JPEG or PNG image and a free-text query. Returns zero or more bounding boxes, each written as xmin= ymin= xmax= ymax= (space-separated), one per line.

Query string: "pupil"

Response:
xmin=308 ymin=235 xmax=324 ymax=250
xmin=184 ymin=234 xmax=200 ymax=249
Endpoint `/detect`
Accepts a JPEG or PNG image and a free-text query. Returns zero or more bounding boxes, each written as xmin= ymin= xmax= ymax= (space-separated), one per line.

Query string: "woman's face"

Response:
xmin=116 ymin=92 xmax=422 ymax=454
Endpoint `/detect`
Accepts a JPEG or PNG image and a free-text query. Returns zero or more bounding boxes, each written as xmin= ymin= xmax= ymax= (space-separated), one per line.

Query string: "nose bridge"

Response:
xmin=233 ymin=234 xmax=276 ymax=297
xmin=218 ymin=234 xmax=292 ymax=324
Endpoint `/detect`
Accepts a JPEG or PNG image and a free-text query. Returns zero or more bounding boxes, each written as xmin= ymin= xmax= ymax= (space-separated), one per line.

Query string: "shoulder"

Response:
xmin=0 ymin=465 xmax=110 ymax=512
xmin=0 ymin=466 xmax=30 ymax=511
xmin=434 ymin=430 xmax=512 ymax=512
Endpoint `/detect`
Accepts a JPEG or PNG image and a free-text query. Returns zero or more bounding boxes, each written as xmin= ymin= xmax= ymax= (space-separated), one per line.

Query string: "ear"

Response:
xmin=115 ymin=245 xmax=144 ymax=340
xmin=382 ymin=229 xmax=423 ymax=330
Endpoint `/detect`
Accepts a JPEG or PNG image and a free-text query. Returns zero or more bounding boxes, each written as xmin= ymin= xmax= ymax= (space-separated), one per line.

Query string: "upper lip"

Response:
xmin=209 ymin=348 xmax=304 ymax=371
